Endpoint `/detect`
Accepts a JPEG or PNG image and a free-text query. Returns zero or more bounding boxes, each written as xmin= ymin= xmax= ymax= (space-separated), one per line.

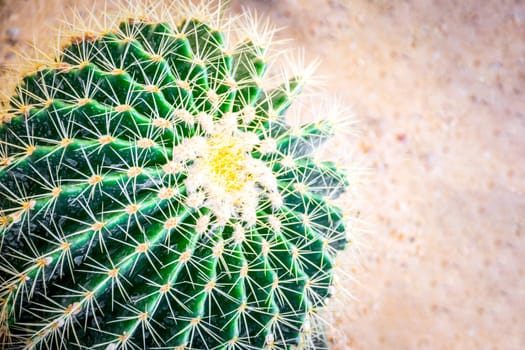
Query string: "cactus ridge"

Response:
xmin=0 ymin=3 xmax=350 ymax=350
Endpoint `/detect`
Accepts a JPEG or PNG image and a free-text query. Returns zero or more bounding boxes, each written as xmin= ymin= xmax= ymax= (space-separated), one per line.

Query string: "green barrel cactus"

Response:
xmin=0 ymin=2 xmax=350 ymax=349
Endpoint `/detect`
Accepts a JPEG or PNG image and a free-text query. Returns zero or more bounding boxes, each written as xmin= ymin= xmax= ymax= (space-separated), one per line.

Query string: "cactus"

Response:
xmin=0 ymin=2 xmax=351 ymax=349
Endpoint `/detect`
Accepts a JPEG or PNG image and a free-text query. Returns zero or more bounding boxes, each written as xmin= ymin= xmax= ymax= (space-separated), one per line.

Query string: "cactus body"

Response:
xmin=0 ymin=3 xmax=349 ymax=349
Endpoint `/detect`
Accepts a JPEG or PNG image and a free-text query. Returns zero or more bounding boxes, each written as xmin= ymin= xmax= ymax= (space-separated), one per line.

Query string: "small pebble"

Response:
xmin=6 ymin=27 xmax=20 ymax=44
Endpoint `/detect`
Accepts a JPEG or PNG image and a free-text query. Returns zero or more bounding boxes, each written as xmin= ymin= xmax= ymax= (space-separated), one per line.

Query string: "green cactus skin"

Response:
xmin=0 ymin=3 xmax=350 ymax=350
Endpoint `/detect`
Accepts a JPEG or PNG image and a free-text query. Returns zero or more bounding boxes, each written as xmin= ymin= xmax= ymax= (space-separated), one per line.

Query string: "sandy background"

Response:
xmin=1 ymin=0 xmax=524 ymax=349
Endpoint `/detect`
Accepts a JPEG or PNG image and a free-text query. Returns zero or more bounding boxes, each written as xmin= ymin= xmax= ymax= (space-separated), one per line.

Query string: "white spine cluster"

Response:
xmin=175 ymin=113 xmax=280 ymax=226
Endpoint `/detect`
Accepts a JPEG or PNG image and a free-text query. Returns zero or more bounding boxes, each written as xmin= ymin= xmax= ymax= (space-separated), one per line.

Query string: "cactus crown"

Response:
xmin=0 ymin=1 xmax=351 ymax=349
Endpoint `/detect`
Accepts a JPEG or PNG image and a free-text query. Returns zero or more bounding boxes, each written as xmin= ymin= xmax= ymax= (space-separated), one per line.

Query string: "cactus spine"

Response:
xmin=0 ymin=1 xmax=351 ymax=349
